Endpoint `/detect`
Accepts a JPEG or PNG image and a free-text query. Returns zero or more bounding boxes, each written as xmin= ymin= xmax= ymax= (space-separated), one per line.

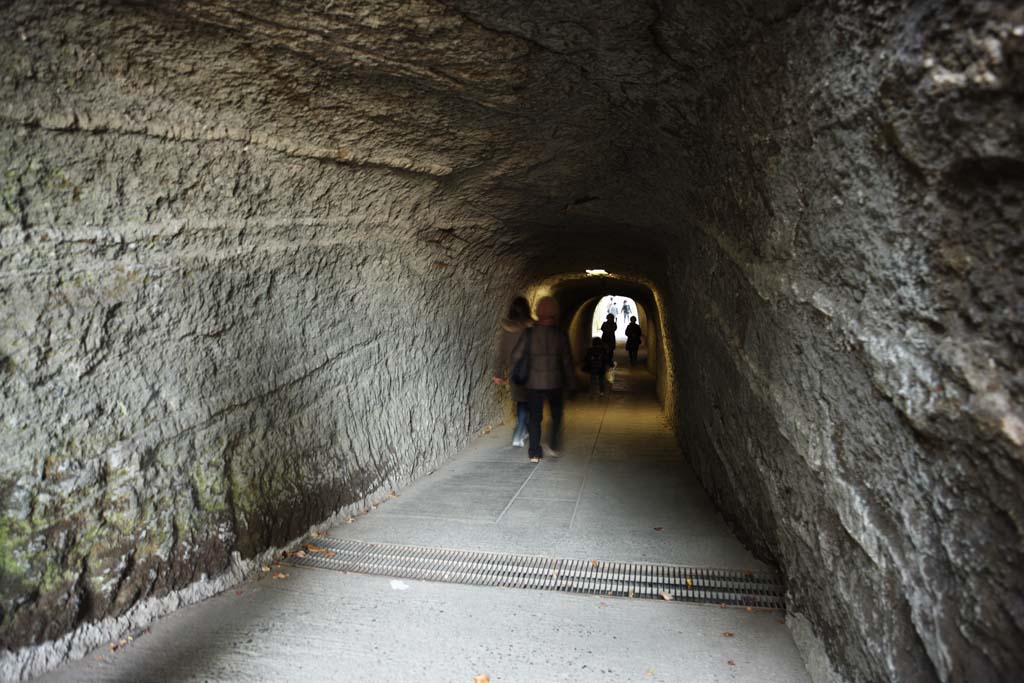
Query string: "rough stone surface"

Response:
xmin=1 ymin=1 xmax=1021 ymax=681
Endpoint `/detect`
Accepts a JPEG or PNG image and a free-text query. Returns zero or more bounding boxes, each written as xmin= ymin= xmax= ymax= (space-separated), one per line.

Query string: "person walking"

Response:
xmin=621 ymin=300 xmax=632 ymax=324
xmin=625 ymin=315 xmax=642 ymax=365
xmin=510 ymin=296 xmax=575 ymax=462
xmin=492 ymin=296 xmax=533 ymax=447
xmin=600 ymin=313 xmax=618 ymax=365
xmin=583 ymin=337 xmax=610 ymax=397
xmin=607 ymin=299 xmax=619 ymax=321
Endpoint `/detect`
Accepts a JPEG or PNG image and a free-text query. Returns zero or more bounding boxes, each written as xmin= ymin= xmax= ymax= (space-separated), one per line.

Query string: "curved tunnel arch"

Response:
xmin=521 ymin=273 xmax=674 ymax=407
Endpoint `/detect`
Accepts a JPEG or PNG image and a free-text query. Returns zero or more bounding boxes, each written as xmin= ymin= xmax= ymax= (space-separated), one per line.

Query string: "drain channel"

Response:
xmin=285 ymin=537 xmax=785 ymax=609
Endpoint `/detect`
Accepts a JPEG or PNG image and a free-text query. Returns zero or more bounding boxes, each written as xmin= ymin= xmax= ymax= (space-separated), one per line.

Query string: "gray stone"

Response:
xmin=1 ymin=0 xmax=1021 ymax=681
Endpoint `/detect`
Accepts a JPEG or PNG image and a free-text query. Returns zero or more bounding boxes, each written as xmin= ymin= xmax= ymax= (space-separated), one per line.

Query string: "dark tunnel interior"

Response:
xmin=1 ymin=1 xmax=1022 ymax=680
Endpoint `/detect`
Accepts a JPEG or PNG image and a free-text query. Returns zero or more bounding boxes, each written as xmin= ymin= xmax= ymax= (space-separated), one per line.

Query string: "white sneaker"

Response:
xmin=512 ymin=436 xmax=524 ymax=448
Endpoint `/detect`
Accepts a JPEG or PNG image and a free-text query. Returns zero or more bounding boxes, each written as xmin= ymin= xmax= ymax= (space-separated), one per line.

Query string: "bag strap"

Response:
xmin=512 ymin=326 xmax=533 ymax=358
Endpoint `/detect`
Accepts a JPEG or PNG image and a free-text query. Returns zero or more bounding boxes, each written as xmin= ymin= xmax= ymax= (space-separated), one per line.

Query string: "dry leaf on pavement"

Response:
xmin=473 ymin=675 xmax=490 ymax=683
xmin=722 ymin=632 xmax=734 ymax=637
xmin=324 ymin=551 xmax=337 ymax=558
xmin=659 ymin=591 xmax=673 ymax=601
xmin=273 ymin=572 xmax=288 ymax=580
xmin=304 ymin=544 xmax=326 ymax=553
xmin=591 ymin=559 xmax=599 ymax=568
xmin=727 ymin=660 xmax=736 ymax=667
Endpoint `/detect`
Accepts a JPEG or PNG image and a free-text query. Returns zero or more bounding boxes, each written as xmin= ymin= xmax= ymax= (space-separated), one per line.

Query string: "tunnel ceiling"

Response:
xmin=5 ymin=0 xmax=805 ymax=278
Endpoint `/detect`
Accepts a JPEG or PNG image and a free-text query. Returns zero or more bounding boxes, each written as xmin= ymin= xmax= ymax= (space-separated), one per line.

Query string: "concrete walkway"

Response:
xmin=39 ymin=361 xmax=810 ymax=682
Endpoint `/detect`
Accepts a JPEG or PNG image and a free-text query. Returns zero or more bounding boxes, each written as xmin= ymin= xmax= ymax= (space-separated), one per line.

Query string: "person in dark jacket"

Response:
xmin=624 ymin=316 xmax=642 ymax=365
xmin=510 ymin=296 xmax=575 ymax=462
xmin=492 ymin=296 xmax=533 ymax=447
xmin=600 ymin=314 xmax=617 ymax=365
xmin=583 ymin=337 xmax=610 ymax=397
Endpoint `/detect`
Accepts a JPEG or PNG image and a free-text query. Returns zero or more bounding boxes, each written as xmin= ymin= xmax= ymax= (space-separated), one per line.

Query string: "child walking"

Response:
xmin=583 ymin=337 xmax=610 ymax=397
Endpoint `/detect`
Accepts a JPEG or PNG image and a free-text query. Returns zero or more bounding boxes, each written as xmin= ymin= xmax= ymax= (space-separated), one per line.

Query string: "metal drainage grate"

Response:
xmin=285 ymin=537 xmax=785 ymax=609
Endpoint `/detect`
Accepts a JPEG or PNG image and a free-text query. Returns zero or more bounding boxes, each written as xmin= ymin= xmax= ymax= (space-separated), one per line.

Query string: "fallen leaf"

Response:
xmin=653 ymin=527 xmax=664 ymax=532
xmin=722 ymin=632 xmax=734 ymax=638
xmin=591 ymin=559 xmax=599 ymax=569
xmin=281 ymin=550 xmax=289 ymax=558
xmin=727 ymin=660 xmax=735 ymax=667
xmin=346 ymin=517 xmax=354 ymax=524
xmin=273 ymin=572 xmax=288 ymax=580
xmin=645 ymin=669 xmax=655 ymax=676
xmin=685 ymin=578 xmax=693 ymax=588
xmin=745 ymin=607 xmax=753 ymax=613
xmin=261 ymin=565 xmax=271 ymax=573
xmin=372 ymin=503 xmax=379 ymax=509
xmin=295 ymin=550 xmax=306 ymax=558
xmin=303 ymin=544 xmax=326 ymax=553
xmin=473 ymin=676 xmax=490 ymax=683
xmin=388 ymin=492 xmax=399 ymax=498
xmin=719 ymin=603 xmax=727 ymax=609
xmin=629 ymin=590 xmax=635 ymax=598
xmin=324 ymin=551 xmax=337 ymax=558
xmin=659 ymin=591 xmax=673 ymax=601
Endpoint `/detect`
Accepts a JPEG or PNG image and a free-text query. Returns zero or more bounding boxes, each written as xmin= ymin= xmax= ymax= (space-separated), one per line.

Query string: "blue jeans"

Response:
xmin=513 ymin=401 xmax=528 ymax=443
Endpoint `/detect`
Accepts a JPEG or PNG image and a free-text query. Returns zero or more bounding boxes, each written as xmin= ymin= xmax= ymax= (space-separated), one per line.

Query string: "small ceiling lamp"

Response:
xmin=585 ymin=269 xmax=608 ymax=276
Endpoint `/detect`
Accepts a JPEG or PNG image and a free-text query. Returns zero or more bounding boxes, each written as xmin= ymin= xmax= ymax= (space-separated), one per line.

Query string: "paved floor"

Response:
xmin=39 ymin=359 xmax=810 ymax=682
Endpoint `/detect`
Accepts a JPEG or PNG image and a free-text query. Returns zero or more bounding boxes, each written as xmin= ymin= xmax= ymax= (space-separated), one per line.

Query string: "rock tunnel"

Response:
xmin=1 ymin=1 xmax=1022 ymax=680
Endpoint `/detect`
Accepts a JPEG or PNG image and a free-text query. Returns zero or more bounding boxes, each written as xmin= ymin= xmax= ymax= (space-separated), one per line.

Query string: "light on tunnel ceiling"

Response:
xmin=585 ymin=269 xmax=609 ymax=276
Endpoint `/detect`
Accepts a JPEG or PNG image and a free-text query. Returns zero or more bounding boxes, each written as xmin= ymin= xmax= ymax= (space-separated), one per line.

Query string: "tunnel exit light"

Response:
xmin=586 ymin=269 xmax=608 ymax=276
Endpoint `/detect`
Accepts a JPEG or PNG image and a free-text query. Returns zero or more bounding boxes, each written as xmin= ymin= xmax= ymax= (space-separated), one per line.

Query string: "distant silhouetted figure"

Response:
xmin=492 ymin=296 xmax=533 ymax=447
xmin=621 ymin=300 xmax=632 ymax=324
xmin=607 ymin=299 xmax=619 ymax=320
xmin=600 ymin=313 xmax=617 ymax=365
xmin=625 ymin=316 xmax=642 ymax=365
xmin=583 ymin=337 xmax=610 ymax=397
xmin=511 ymin=296 xmax=575 ymax=462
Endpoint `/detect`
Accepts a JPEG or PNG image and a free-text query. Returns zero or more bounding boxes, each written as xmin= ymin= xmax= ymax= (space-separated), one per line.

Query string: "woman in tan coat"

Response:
xmin=492 ymin=296 xmax=533 ymax=447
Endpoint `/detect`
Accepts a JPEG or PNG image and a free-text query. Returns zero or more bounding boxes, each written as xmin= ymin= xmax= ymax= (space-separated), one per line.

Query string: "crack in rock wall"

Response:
xmin=1 ymin=1 xmax=1021 ymax=681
